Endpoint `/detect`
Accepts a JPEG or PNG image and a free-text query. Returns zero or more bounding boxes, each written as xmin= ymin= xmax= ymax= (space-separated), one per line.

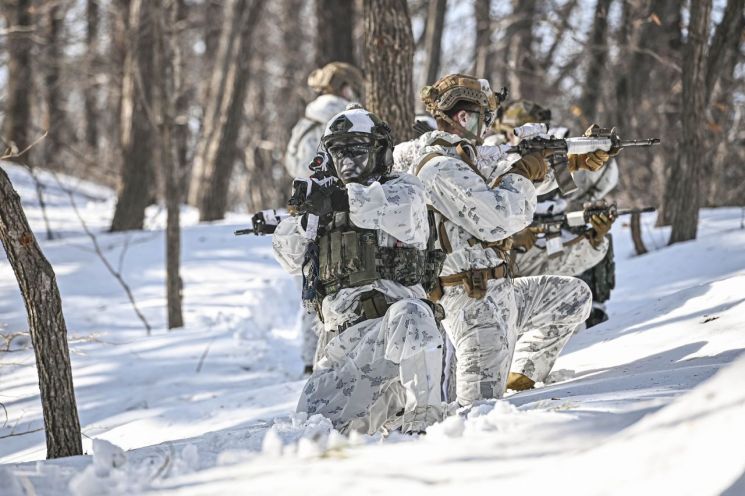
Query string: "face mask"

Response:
xmin=329 ymin=143 xmax=374 ymax=184
xmin=463 ymin=112 xmax=484 ymax=138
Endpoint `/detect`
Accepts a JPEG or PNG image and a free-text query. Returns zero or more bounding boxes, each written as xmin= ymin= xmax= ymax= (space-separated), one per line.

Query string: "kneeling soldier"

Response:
xmin=273 ymin=107 xmax=445 ymax=434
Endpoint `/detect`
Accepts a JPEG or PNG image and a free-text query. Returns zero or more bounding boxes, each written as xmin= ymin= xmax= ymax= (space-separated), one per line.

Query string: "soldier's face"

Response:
xmin=329 ymin=143 xmax=374 ymax=184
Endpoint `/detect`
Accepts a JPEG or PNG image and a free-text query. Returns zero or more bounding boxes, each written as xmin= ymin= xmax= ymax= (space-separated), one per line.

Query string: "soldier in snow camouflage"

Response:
xmin=273 ymin=107 xmax=445 ymax=434
xmin=397 ymin=74 xmax=601 ymax=402
xmin=284 ymin=62 xmax=366 ymax=374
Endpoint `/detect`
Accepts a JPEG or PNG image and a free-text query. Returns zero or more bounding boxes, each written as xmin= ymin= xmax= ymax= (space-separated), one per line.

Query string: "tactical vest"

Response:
xmin=314 ymin=211 xmax=445 ymax=299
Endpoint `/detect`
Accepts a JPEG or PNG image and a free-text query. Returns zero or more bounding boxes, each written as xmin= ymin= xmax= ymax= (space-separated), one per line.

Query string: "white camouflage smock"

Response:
xmin=284 ymin=94 xmax=350 ymax=178
xmin=272 ymin=173 xmax=445 ymax=434
xmin=409 ymin=131 xmax=592 ymax=404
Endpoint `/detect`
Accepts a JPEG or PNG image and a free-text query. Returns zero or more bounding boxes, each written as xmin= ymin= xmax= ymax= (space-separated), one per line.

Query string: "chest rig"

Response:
xmin=314 ymin=211 xmax=444 ymax=296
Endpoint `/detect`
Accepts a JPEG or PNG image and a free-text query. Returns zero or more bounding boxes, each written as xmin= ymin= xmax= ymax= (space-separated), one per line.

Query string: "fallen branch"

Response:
xmin=50 ymin=173 xmax=153 ymax=335
xmin=0 ymin=427 xmax=44 ymax=439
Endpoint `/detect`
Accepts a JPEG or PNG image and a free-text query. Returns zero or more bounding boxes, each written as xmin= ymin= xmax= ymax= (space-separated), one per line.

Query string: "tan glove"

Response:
xmin=587 ymin=213 xmax=614 ymax=248
xmin=511 ymin=227 xmax=538 ymax=252
xmin=568 ymin=150 xmax=610 ymax=172
xmin=509 ymin=152 xmax=549 ymax=182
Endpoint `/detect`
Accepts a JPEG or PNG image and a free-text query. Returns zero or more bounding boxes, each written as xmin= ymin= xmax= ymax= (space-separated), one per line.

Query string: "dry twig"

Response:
xmin=49 ymin=173 xmax=153 ymax=335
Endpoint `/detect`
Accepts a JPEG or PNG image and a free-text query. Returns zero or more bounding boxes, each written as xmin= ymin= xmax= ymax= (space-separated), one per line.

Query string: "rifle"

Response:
xmin=234 ymin=152 xmax=337 ymax=238
xmin=508 ymin=124 xmax=660 ymax=195
xmin=530 ymin=202 xmax=655 ymax=255
xmin=234 ymin=209 xmax=289 ymax=236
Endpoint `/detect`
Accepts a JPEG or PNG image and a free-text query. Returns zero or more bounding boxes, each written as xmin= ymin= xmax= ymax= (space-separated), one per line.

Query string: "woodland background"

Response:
xmin=1 ymin=0 xmax=744 ymax=237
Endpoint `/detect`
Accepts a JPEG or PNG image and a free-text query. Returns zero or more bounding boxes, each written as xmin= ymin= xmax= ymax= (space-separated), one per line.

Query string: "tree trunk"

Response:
xmin=43 ymin=2 xmax=65 ymax=168
xmin=2 ymin=0 xmax=33 ymax=155
xmin=363 ymin=0 xmax=416 ymax=143
xmin=314 ymin=0 xmax=356 ymax=67
xmin=504 ymin=0 xmax=538 ymax=100
xmin=630 ymin=211 xmax=647 ymax=255
xmin=84 ymin=0 xmax=99 ymax=151
xmin=577 ymin=0 xmax=612 ymax=126
xmin=668 ymin=0 xmax=711 ymax=244
xmin=110 ymin=0 xmax=156 ymax=232
xmin=107 ymin=0 xmax=130 ymax=177
xmin=173 ymin=0 xmax=190 ymax=198
xmin=423 ymin=0 xmax=447 ymax=85
xmin=0 ymin=166 xmax=82 ymax=459
xmin=153 ymin=0 xmax=184 ymax=329
xmin=189 ymin=0 xmax=266 ymax=222
xmin=472 ymin=0 xmax=492 ymax=81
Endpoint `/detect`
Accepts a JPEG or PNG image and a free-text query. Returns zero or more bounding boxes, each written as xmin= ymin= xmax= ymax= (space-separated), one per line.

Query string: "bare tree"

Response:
xmin=577 ymin=0 xmax=613 ymax=126
xmin=473 ymin=0 xmax=492 ymax=80
xmin=2 ymin=0 xmax=33 ymax=154
xmin=0 ymin=166 xmax=82 ymax=459
xmin=43 ymin=1 xmax=66 ymax=167
xmin=84 ymin=0 xmax=99 ymax=151
xmin=423 ymin=0 xmax=447 ymax=85
xmin=110 ymin=0 xmax=156 ymax=231
xmin=363 ymin=0 xmax=416 ymax=143
xmin=666 ymin=0 xmax=711 ymax=244
xmin=504 ymin=0 xmax=538 ymax=100
xmin=315 ymin=0 xmax=356 ymax=67
xmin=153 ymin=0 xmax=184 ymax=328
xmin=188 ymin=0 xmax=266 ymax=221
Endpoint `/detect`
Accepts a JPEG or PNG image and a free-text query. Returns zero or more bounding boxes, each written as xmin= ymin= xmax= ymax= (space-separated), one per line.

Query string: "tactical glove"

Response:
xmin=303 ymin=184 xmax=349 ymax=218
xmin=511 ymin=227 xmax=538 ymax=252
xmin=568 ymin=150 xmax=610 ymax=172
xmin=509 ymin=152 xmax=548 ymax=182
xmin=587 ymin=213 xmax=614 ymax=248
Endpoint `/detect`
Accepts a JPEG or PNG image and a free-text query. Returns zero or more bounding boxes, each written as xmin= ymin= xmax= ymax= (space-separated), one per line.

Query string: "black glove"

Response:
xmin=303 ymin=184 xmax=348 ymax=217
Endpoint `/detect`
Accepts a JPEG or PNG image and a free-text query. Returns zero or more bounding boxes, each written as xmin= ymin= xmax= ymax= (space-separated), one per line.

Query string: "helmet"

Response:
xmin=321 ymin=106 xmax=393 ymax=184
xmin=307 ymin=62 xmax=364 ymax=99
xmin=420 ymin=73 xmax=506 ymax=144
xmin=499 ymin=100 xmax=552 ymax=130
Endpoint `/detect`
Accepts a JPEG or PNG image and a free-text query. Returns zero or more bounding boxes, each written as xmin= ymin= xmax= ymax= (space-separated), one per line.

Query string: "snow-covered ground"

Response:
xmin=1 ymin=161 xmax=744 ymax=495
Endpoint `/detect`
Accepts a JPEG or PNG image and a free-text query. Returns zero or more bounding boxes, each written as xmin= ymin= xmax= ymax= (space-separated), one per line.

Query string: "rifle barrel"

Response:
xmin=616 ymin=207 xmax=656 ymax=216
xmin=234 ymin=228 xmax=254 ymax=236
xmin=619 ymin=138 xmax=661 ymax=147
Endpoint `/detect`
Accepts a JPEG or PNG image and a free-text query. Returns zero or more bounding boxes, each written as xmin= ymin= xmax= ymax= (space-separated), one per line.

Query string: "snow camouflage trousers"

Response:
xmin=441 ymin=274 xmax=591 ymax=405
xmin=297 ymin=299 xmax=445 ymax=435
xmin=296 ymin=276 xmax=323 ymax=369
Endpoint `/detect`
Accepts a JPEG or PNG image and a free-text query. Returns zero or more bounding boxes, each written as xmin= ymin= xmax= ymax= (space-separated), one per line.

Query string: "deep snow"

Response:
xmin=1 ymin=161 xmax=743 ymax=495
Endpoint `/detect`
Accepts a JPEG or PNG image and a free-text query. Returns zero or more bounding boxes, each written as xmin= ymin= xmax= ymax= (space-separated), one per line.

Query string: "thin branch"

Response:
xmin=49 ymin=173 xmax=153 ymax=335
xmin=0 ymin=427 xmax=44 ymax=439
xmin=195 ymin=337 xmax=216 ymax=373
xmin=0 ymin=131 xmax=49 ymax=161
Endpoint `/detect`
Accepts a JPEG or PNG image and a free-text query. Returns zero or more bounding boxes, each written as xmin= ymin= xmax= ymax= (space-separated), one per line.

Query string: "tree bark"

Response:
xmin=153 ymin=0 xmax=184 ymax=328
xmin=2 ymin=0 xmax=33 ymax=154
xmin=110 ymin=0 xmax=156 ymax=232
xmin=189 ymin=0 xmax=266 ymax=221
xmin=363 ymin=0 xmax=416 ymax=143
xmin=668 ymin=0 xmax=711 ymax=244
xmin=473 ymin=0 xmax=492 ymax=81
xmin=630 ymin=211 xmax=647 ymax=255
xmin=314 ymin=0 xmax=356 ymax=67
xmin=43 ymin=2 xmax=65 ymax=167
xmin=504 ymin=0 xmax=538 ymax=100
xmin=84 ymin=0 xmax=99 ymax=150
xmin=577 ymin=0 xmax=613 ymax=126
xmin=0 ymin=166 xmax=82 ymax=459
xmin=423 ymin=0 xmax=447 ymax=85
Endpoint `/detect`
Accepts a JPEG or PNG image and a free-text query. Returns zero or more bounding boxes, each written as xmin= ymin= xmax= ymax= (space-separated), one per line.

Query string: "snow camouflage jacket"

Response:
xmin=402 ymin=131 xmax=537 ymax=276
xmin=284 ymin=94 xmax=350 ymax=179
xmin=272 ymin=173 xmax=431 ymax=333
